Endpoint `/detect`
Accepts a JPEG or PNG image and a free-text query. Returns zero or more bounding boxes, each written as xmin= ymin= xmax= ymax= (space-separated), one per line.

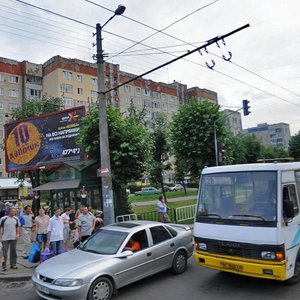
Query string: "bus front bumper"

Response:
xmin=194 ymin=251 xmax=286 ymax=281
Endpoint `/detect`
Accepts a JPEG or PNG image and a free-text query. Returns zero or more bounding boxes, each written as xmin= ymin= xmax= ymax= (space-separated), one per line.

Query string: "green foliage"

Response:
xmin=232 ymin=133 xmax=289 ymax=164
xmin=148 ymin=114 xmax=171 ymax=187
xmin=77 ymin=105 xmax=153 ymax=184
xmin=170 ymin=99 xmax=227 ymax=179
xmin=289 ymin=133 xmax=300 ymax=161
xmin=11 ymin=96 xmax=64 ymax=120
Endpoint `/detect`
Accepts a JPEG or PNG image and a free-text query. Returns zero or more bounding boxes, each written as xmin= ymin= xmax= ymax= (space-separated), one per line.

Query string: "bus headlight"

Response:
xmin=198 ymin=243 xmax=207 ymax=251
xmin=261 ymin=251 xmax=276 ymax=260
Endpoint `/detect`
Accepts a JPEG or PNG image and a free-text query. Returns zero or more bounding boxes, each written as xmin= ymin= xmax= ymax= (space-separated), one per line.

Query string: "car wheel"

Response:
xmin=88 ymin=276 xmax=113 ymax=300
xmin=285 ymin=255 xmax=300 ymax=285
xmin=172 ymin=250 xmax=187 ymax=274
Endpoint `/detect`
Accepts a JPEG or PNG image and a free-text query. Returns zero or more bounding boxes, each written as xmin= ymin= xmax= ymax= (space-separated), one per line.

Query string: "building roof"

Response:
xmin=32 ymin=179 xmax=81 ymax=191
xmin=0 ymin=178 xmax=31 ymax=189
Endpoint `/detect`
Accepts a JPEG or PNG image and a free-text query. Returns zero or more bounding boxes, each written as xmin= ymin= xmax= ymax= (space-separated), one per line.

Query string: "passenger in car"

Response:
xmin=125 ymin=238 xmax=141 ymax=252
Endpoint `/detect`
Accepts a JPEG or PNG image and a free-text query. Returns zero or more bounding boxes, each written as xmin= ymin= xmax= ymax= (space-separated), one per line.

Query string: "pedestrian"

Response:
xmin=61 ymin=208 xmax=73 ymax=248
xmin=76 ymin=206 xmax=95 ymax=242
xmin=34 ymin=208 xmax=50 ymax=251
xmin=47 ymin=207 xmax=64 ymax=255
xmin=0 ymin=207 xmax=20 ymax=271
xmin=20 ymin=205 xmax=34 ymax=259
xmin=157 ymin=195 xmax=171 ymax=223
xmin=93 ymin=210 xmax=104 ymax=233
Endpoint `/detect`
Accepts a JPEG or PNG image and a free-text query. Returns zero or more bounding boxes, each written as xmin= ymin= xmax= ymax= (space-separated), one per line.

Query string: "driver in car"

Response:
xmin=124 ymin=237 xmax=141 ymax=252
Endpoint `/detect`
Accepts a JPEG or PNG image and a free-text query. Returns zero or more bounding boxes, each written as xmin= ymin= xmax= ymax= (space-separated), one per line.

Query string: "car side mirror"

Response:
xmin=283 ymin=199 xmax=295 ymax=219
xmin=117 ymin=250 xmax=133 ymax=258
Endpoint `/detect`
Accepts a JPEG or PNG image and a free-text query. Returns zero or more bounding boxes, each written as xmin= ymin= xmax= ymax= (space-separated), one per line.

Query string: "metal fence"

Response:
xmin=116 ymin=204 xmax=196 ymax=224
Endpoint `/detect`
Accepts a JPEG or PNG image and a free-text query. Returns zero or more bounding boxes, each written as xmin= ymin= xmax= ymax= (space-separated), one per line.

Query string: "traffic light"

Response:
xmin=218 ymin=142 xmax=226 ymax=165
xmin=242 ymin=99 xmax=251 ymax=116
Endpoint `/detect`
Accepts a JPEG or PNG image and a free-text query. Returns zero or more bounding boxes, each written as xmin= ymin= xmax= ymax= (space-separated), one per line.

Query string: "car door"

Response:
xmin=148 ymin=225 xmax=175 ymax=272
xmin=114 ymin=229 xmax=155 ymax=287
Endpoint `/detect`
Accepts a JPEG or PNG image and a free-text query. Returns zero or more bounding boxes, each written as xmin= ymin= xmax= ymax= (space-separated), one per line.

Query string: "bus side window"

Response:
xmin=283 ymin=185 xmax=299 ymax=218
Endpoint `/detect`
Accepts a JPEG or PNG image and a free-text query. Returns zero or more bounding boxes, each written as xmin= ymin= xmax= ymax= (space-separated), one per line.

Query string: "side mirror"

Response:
xmin=116 ymin=250 xmax=133 ymax=258
xmin=283 ymin=199 xmax=295 ymax=219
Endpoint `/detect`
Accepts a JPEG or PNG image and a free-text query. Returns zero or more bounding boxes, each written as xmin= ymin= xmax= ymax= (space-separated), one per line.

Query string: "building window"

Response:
xmin=105 ymin=75 xmax=110 ymax=82
xmin=26 ymin=75 xmax=42 ymax=84
xmin=9 ymin=103 xmax=19 ymax=111
xmin=27 ymin=88 xmax=41 ymax=99
xmin=63 ymin=71 xmax=72 ymax=80
xmin=63 ymin=98 xmax=73 ymax=108
xmin=0 ymin=73 xmax=4 ymax=81
xmin=60 ymin=84 xmax=73 ymax=93
xmin=0 ymin=158 xmax=2 ymax=165
xmin=8 ymin=76 xmax=19 ymax=83
xmin=78 ymin=88 xmax=83 ymax=95
xmin=0 ymin=102 xmax=3 ymax=109
xmin=136 ymin=87 xmax=141 ymax=94
xmin=145 ymin=110 xmax=152 ymax=118
xmin=0 ymin=87 xmax=3 ymax=96
xmin=154 ymin=102 xmax=160 ymax=109
xmin=153 ymin=92 xmax=161 ymax=99
xmin=9 ymin=89 xmax=20 ymax=98
xmin=77 ymin=100 xmax=85 ymax=106
xmin=125 ymin=85 xmax=131 ymax=93
xmin=77 ymin=74 xmax=83 ymax=82
xmin=91 ymin=78 xmax=98 ymax=85
xmin=161 ymin=93 xmax=165 ymax=100
xmin=91 ymin=90 xmax=98 ymax=98
xmin=114 ymin=90 xmax=118 ymax=96
xmin=113 ymin=77 xmax=117 ymax=84
xmin=144 ymin=99 xmax=152 ymax=108
xmin=137 ymin=99 xmax=142 ymax=105
xmin=143 ymin=89 xmax=151 ymax=96
xmin=125 ymin=97 xmax=131 ymax=104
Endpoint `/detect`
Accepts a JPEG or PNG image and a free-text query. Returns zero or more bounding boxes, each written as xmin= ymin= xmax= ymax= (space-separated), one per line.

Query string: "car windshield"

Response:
xmin=197 ymin=171 xmax=277 ymax=224
xmin=79 ymin=229 xmax=128 ymax=254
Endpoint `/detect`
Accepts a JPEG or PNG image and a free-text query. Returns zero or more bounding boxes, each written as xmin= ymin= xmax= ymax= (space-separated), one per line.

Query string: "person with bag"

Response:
xmin=34 ymin=208 xmax=50 ymax=251
xmin=20 ymin=205 xmax=34 ymax=259
xmin=0 ymin=207 xmax=20 ymax=271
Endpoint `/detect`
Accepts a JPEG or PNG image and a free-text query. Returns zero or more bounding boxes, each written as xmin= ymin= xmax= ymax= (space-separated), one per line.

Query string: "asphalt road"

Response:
xmin=2 ymin=259 xmax=300 ymax=300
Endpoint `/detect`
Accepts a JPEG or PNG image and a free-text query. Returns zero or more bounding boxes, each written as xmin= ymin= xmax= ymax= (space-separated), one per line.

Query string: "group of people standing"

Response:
xmin=0 ymin=204 xmax=104 ymax=271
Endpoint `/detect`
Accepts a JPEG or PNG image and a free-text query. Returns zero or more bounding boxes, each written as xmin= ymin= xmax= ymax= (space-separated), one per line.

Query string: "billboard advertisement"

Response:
xmin=4 ymin=106 xmax=86 ymax=172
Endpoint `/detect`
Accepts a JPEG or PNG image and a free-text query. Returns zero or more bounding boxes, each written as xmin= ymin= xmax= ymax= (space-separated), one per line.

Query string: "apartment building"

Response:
xmin=222 ymin=109 xmax=242 ymax=136
xmin=186 ymin=86 xmax=218 ymax=104
xmin=43 ymin=55 xmax=120 ymax=109
xmin=243 ymin=122 xmax=291 ymax=150
xmin=119 ymin=72 xmax=183 ymax=122
xmin=0 ymin=57 xmax=43 ymax=177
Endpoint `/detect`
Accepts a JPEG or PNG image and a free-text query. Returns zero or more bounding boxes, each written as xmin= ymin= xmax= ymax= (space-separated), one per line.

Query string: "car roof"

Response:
xmin=104 ymin=220 xmax=163 ymax=233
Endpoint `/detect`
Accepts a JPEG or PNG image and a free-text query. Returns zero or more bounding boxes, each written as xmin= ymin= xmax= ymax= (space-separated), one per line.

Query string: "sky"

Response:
xmin=1 ymin=0 xmax=300 ymax=135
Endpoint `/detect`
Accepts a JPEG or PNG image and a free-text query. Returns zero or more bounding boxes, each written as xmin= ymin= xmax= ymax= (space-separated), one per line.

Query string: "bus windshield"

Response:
xmin=197 ymin=171 xmax=277 ymax=224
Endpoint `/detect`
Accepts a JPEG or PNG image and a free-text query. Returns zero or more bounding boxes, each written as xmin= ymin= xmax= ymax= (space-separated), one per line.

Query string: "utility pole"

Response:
xmin=95 ymin=5 xmax=126 ymax=225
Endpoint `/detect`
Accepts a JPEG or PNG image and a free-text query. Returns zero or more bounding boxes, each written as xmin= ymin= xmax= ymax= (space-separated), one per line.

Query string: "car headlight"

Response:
xmin=261 ymin=251 xmax=276 ymax=260
xmin=53 ymin=279 xmax=83 ymax=287
xmin=195 ymin=242 xmax=207 ymax=251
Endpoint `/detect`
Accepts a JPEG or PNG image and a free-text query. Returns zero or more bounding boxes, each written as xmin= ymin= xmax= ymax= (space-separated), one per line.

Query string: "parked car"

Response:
xmin=158 ymin=185 xmax=171 ymax=192
xmin=32 ymin=221 xmax=194 ymax=300
xmin=169 ymin=184 xmax=184 ymax=191
xmin=134 ymin=187 xmax=160 ymax=196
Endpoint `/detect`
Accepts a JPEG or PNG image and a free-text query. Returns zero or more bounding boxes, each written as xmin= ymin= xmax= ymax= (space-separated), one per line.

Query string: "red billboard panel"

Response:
xmin=4 ymin=106 xmax=86 ymax=172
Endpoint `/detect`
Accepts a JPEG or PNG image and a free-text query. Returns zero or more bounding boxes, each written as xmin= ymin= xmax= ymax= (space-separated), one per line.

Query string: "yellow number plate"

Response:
xmin=220 ymin=261 xmax=243 ymax=271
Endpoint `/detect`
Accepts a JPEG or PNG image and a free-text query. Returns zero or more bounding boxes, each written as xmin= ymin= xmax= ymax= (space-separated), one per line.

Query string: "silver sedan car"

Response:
xmin=32 ymin=220 xmax=194 ymax=300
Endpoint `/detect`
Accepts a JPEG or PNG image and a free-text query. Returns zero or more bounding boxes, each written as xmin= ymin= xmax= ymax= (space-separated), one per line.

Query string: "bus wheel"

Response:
xmin=286 ymin=255 xmax=300 ymax=285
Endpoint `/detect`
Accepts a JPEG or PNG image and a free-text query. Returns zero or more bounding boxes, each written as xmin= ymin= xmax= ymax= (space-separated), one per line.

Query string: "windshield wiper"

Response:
xmin=230 ymin=214 xmax=265 ymax=221
xmin=199 ymin=213 xmax=222 ymax=218
xmin=83 ymin=249 xmax=101 ymax=254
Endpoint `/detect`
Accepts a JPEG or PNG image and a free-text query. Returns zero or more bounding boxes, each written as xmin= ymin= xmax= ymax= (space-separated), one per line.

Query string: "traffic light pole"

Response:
xmin=214 ymin=108 xmax=243 ymax=166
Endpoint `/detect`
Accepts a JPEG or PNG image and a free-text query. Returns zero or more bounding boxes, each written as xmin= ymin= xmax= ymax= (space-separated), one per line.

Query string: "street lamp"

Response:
xmin=96 ymin=4 xmax=126 ymax=225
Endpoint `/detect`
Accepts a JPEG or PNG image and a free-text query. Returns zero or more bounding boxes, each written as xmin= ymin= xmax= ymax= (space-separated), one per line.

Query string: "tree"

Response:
xmin=231 ymin=134 xmax=262 ymax=164
xmin=77 ymin=105 xmax=153 ymax=214
xmin=148 ymin=113 xmax=171 ymax=197
xmin=170 ymin=99 xmax=228 ymax=180
xmin=289 ymin=133 xmax=300 ymax=161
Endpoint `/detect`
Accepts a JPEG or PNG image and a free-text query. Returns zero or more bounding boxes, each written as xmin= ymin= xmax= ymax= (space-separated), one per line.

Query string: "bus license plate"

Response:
xmin=220 ymin=261 xmax=243 ymax=271
xmin=37 ymin=283 xmax=50 ymax=294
